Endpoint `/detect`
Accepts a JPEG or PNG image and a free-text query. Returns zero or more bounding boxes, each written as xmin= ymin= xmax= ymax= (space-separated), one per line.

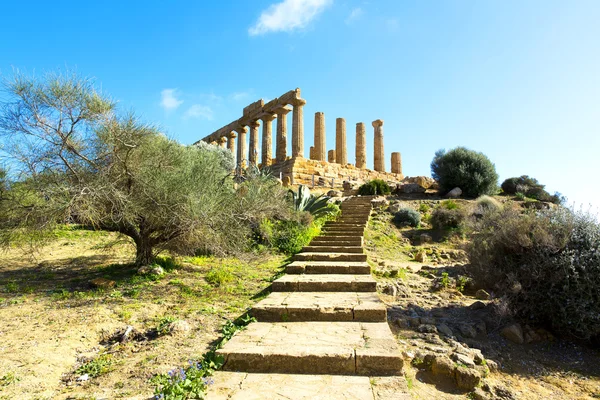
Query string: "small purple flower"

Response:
xmin=203 ymin=377 xmax=215 ymax=386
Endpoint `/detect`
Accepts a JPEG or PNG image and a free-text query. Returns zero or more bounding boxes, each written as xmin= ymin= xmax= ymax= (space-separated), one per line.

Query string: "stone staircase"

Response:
xmin=209 ymin=196 xmax=404 ymax=399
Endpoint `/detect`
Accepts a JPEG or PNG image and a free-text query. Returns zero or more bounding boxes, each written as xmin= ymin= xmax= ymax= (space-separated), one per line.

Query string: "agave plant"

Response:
xmin=289 ymin=185 xmax=338 ymax=219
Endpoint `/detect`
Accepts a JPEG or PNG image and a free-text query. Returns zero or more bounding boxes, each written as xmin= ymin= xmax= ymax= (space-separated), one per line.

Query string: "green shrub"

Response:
xmin=466 ymin=207 xmax=600 ymax=341
xmin=501 ymin=175 xmax=564 ymax=205
xmin=205 ymin=267 xmax=235 ymax=287
xmin=475 ymin=195 xmax=502 ymax=213
xmin=272 ymin=220 xmax=320 ymax=255
xmin=431 ymin=147 xmax=498 ymax=197
xmin=440 ymin=200 xmax=458 ymax=210
xmin=418 ymin=204 xmax=430 ymax=213
xmin=501 ymin=175 xmax=542 ymax=195
xmin=431 ymin=205 xmax=467 ymax=231
xmin=393 ymin=208 xmax=421 ymax=227
xmin=358 ymin=179 xmax=391 ymax=195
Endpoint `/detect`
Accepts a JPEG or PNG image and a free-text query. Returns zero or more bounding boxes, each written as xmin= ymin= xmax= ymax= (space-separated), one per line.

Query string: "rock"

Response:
xmin=471 ymin=388 xmax=491 ymax=400
xmin=342 ymin=181 xmax=355 ymax=191
xmin=327 ymin=190 xmax=342 ymax=197
xmin=430 ymin=355 xmax=455 ymax=378
xmin=486 ymin=359 xmax=499 ymax=372
xmin=371 ymin=196 xmax=389 ymax=207
xmin=420 ymin=234 xmax=433 ymax=245
xmin=454 ymin=367 xmax=481 ymax=391
xmin=417 ymin=324 xmax=438 ymax=334
xmin=446 ymin=187 xmax=462 ymax=199
xmin=416 ymin=176 xmax=435 ymax=189
xmin=437 ymin=323 xmax=454 ymax=337
xmin=475 ymin=289 xmax=491 ymax=300
xmin=501 ymin=324 xmax=524 ymax=344
xmin=77 ymin=374 xmax=90 ymax=382
xmin=402 ymin=350 xmax=415 ymax=360
xmin=137 ymin=265 xmax=165 ymax=276
xmin=402 ymin=183 xmax=426 ymax=194
xmin=415 ymin=250 xmax=427 ymax=263
xmin=472 ymin=349 xmax=485 ymax=365
xmin=90 ymin=278 xmax=116 ymax=289
xmin=282 ymin=176 xmax=291 ymax=187
xmin=388 ymin=202 xmax=403 ymax=213
xmin=380 ymin=283 xmax=397 ymax=297
xmin=395 ymin=317 xmax=410 ymax=329
xmin=452 ymin=352 xmax=475 ymax=368
xmin=168 ymin=320 xmax=191 ymax=335
xmin=420 ymin=317 xmax=436 ymax=325
xmin=459 ymin=324 xmax=478 ymax=339
xmin=469 ymin=301 xmax=486 ymax=310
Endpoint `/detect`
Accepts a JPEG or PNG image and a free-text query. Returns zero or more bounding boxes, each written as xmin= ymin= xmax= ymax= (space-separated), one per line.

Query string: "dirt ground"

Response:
xmin=0 ymin=228 xmax=283 ymax=399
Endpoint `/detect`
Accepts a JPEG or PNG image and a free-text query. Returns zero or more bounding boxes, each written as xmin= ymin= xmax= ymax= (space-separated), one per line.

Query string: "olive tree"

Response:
xmin=0 ymin=71 xmax=289 ymax=265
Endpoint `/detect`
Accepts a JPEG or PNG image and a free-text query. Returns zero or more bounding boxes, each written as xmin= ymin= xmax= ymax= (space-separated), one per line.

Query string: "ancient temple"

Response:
xmin=195 ymin=88 xmax=403 ymax=186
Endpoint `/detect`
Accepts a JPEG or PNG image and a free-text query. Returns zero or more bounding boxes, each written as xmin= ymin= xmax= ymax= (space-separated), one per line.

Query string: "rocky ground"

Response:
xmin=366 ymin=196 xmax=600 ymax=400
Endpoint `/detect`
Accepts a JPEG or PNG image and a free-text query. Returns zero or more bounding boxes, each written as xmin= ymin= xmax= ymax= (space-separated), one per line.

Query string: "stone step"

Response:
xmin=322 ymin=230 xmax=365 ymax=236
xmin=292 ymin=252 xmax=367 ymax=262
xmin=324 ymin=223 xmax=367 ymax=227
xmin=272 ymin=274 xmax=375 ymax=292
xmin=208 ymin=372 xmax=382 ymax=400
xmin=286 ymin=261 xmax=370 ymax=274
xmin=310 ymin=238 xmax=363 ymax=246
xmin=301 ymin=245 xmax=364 ymax=254
xmin=323 ymin=226 xmax=364 ymax=231
xmin=321 ymin=231 xmax=364 ymax=237
xmin=252 ymin=292 xmax=386 ymax=322
xmin=216 ymin=321 xmax=403 ymax=376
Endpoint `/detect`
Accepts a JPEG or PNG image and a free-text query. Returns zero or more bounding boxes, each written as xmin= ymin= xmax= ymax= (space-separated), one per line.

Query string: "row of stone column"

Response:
xmin=311 ymin=115 xmax=401 ymax=174
xmin=212 ymin=105 xmax=401 ymax=175
xmin=212 ymin=101 xmax=306 ymax=169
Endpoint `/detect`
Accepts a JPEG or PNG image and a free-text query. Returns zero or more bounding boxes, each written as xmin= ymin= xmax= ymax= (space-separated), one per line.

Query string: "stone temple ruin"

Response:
xmin=195 ymin=88 xmax=403 ymax=187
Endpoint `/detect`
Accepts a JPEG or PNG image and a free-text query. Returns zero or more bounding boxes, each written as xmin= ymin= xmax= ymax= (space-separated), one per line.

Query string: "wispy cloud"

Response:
xmin=249 ymin=0 xmax=333 ymax=36
xmin=231 ymin=91 xmax=251 ymax=101
xmin=160 ymin=89 xmax=183 ymax=111
xmin=184 ymin=104 xmax=214 ymax=120
xmin=345 ymin=7 xmax=363 ymax=24
xmin=386 ymin=18 xmax=399 ymax=32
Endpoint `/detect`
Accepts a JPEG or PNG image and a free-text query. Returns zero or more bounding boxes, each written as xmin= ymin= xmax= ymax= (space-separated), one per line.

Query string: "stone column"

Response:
xmin=372 ymin=119 xmax=384 ymax=172
xmin=261 ymin=114 xmax=276 ymax=166
xmin=309 ymin=146 xmax=315 ymax=160
xmin=218 ymin=136 xmax=227 ymax=149
xmin=328 ymin=149 xmax=336 ymax=163
xmin=355 ymin=122 xmax=366 ymax=169
xmin=314 ymin=112 xmax=326 ymax=161
xmin=236 ymin=126 xmax=248 ymax=169
xmin=335 ymin=118 xmax=347 ymax=165
xmin=274 ymin=106 xmax=292 ymax=163
xmin=291 ymin=98 xmax=307 ymax=158
xmin=227 ymin=132 xmax=237 ymax=165
xmin=248 ymin=121 xmax=260 ymax=166
xmin=210 ymin=140 xmax=217 ymax=146
xmin=391 ymin=152 xmax=402 ymax=175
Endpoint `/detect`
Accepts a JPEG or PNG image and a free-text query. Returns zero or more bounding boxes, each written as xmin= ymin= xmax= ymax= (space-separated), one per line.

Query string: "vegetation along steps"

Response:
xmin=210 ymin=195 xmax=404 ymax=397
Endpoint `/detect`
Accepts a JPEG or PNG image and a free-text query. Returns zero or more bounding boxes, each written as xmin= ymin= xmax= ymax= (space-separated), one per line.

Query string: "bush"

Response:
xmin=358 ymin=179 xmax=391 ymax=196
xmin=501 ymin=175 xmax=542 ymax=195
xmin=271 ymin=220 xmax=320 ymax=255
xmin=393 ymin=208 xmax=421 ymax=227
xmin=431 ymin=147 xmax=498 ymax=197
xmin=431 ymin=202 xmax=467 ymax=230
xmin=501 ymin=175 xmax=564 ymax=204
xmin=467 ymin=207 xmax=600 ymax=341
xmin=475 ymin=195 xmax=502 ymax=213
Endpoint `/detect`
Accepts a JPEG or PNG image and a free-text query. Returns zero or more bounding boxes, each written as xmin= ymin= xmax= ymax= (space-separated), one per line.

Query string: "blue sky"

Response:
xmin=1 ymin=0 xmax=599 ymax=210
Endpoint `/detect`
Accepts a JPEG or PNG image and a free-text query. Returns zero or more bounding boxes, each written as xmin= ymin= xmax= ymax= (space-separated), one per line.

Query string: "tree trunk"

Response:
xmin=135 ymin=239 xmax=154 ymax=266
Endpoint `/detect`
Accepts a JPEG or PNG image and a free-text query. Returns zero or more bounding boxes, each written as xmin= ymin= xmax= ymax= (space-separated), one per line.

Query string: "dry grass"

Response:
xmin=0 ymin=226 xmax=284 ymax=399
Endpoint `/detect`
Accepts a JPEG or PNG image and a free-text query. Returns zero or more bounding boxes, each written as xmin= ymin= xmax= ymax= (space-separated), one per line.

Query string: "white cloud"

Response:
xmin=249 ymin=0 xmax=333 ymax=36
xmin=160 ymin=89 xmax=183 ymax=111
xmin=184 ymin=104 xmax=214 ymax=120
xmin=345 ymin=7 xmax=363 ymax=24
xmin=231 ymin=91 xmax=250 ymax=101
